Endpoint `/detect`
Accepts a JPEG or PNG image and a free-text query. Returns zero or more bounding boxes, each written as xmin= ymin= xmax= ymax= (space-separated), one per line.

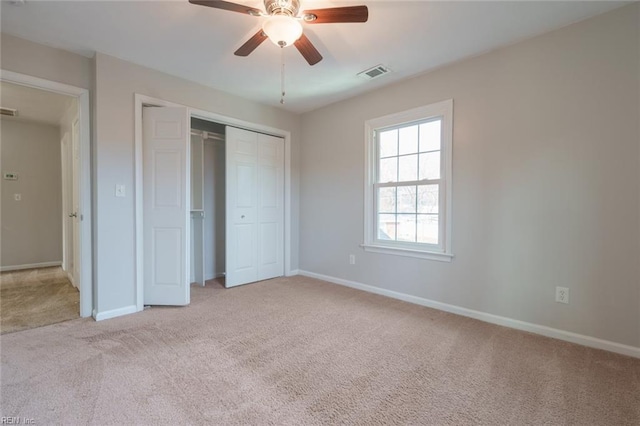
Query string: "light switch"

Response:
xmin=115 ymin=184 xmax=125 ymax=197
xmin=14 ymin=193 xmax=21 ymax=201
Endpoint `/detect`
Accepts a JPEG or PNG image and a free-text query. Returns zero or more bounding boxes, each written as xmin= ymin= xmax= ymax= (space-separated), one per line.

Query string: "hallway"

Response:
xmin=0 ymin=267 xmax=79 ymax=334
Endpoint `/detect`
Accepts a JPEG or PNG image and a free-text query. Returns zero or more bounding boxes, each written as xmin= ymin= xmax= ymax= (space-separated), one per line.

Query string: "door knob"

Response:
xmin=241 ymin=215 xmax=245 ymax=219
xmin=69 ymin=212 xmax=78 ymax=218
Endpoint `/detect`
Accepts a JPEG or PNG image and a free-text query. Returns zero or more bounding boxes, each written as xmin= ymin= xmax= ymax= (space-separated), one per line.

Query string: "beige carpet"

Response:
xmin=1 ymin=275 xmax=638 ymax=425
xmin=0 ymin=267 xmax=79 ymax=334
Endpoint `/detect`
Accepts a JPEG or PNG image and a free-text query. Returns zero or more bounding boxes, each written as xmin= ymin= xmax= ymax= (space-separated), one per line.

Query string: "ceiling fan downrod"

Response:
xmin=264 ymin=0 xmax=300 ymax=17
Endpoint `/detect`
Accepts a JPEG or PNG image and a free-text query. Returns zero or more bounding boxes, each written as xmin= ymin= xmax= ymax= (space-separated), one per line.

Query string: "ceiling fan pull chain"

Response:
xmin=280 ymin=46 xmax=286 ymax=104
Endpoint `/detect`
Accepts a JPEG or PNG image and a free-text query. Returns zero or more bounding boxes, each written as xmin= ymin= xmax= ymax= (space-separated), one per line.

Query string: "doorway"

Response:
xmin=0 ymin=70 xmax=93 ymax=320
xmin=190 ymin=118 xmax=226 ymax=287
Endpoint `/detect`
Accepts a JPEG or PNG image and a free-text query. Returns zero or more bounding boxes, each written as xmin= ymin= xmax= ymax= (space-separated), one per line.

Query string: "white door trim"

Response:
xmin=134 ymin=94 xmax=293 ymax=312
xmin=0 ymin=69 xmax=93 ymax=318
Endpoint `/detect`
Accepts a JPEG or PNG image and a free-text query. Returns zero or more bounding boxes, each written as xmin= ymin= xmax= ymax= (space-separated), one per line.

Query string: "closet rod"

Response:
xmin=190 ymin=129 xmax=224 ymax=141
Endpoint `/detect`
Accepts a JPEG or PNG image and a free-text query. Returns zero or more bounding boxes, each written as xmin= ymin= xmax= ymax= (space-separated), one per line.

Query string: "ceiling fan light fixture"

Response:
xmin=262 ymin=15 xmax=303 ymax=47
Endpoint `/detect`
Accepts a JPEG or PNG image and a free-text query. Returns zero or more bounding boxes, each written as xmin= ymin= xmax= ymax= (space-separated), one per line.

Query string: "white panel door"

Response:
xmin=226 ymin=127 xmax=284 ymax=288
xmin=256 ymin=133 xmax=284 ymax=281
xmin=71 ymin=119 xmax=81 ymax=289
xmin=225 ymin=127 xmax=258 ymax=287
xmin=60 ymin=133 xmax=72 ymax=279
xmin=143 ymin=107 xmax=190 ymax=305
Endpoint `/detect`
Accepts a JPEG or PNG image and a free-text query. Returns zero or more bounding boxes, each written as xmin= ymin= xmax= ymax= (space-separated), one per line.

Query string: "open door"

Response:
xmin=60 ymin=119 xmax=81 ymax=290
xmin=70 ymin=118 xmax=81 ymax=288
xmin=226 ymin=126 xmax=284 ymax=288
xmin=143 ymin=106 xmax=190 ymax=306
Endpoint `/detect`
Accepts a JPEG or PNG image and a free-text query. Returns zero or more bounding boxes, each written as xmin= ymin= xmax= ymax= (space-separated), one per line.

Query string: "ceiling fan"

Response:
xmin=189 ymin=0 xmax=369 ymax=66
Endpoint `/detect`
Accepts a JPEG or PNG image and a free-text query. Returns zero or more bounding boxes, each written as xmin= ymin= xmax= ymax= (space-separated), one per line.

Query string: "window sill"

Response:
xmin=360 ymin=244 xmax=454 ymax=262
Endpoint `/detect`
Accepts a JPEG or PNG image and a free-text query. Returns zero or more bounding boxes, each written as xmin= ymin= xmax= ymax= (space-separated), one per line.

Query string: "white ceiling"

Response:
xmin=0 ymin=0 xmax=628 ymax=114
xmin=0 ymin=81 xmax=74 ymax=126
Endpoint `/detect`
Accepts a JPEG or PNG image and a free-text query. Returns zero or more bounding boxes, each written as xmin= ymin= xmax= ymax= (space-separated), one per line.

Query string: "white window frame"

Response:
xmin=363 ymin=99 xmax=454 ymax=262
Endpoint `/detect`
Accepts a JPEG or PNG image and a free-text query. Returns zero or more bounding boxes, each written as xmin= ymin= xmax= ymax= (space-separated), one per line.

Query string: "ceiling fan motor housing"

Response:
xmin=264 ymin=0 xmax=300 ymax=17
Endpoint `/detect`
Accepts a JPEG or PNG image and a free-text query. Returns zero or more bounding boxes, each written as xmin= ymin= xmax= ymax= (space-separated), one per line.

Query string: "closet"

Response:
xmin=190 ymin=118 xmax=226 ymax=286
xmin=143 ymin=107 xmax=285 ymax=305
xmin=144 ymin=107 xmax=284 ymax=301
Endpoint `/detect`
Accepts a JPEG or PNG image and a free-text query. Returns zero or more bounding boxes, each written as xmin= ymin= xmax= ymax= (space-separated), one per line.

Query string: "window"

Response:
xmin=363 ymin=100 xmax=453 ymax=261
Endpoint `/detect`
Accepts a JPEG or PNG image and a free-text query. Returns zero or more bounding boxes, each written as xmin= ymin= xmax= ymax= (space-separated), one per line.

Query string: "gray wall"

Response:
xmin=1 ymin=119 xmax=63 ymax=268
xmin=299 ymin=5 xmax=640 ymax=347
xmin=0 ymin=34 xmax=92 ymax=90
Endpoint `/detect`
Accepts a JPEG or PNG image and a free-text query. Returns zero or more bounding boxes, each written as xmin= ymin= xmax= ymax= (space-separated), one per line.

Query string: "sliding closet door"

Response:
xmin=226 ymin=126 xmax=283 ymax=288
xmin=256 ymin=134 xmax=284 ymax=281
xmin=226 ymin=127 xmax=258 ymax=287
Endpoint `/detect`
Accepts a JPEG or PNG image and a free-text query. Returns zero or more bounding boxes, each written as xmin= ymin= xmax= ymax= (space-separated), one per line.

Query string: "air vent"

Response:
xmin=357 ymin=64 xmax=391 ymax=80
xmin=0 ymin=108 xmax=18 ymax=117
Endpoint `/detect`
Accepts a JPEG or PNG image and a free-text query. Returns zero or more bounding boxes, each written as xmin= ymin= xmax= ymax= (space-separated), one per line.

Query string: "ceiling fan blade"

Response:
xmin=302 ymin=6 xmax=368 ymax=24
xmin=294 ymin=34 xmax=323 ymax=66
xmin=234 ymin=30 xmax=268 ymax=57
xmin=188 ymin=0 xmax=262 ymax=16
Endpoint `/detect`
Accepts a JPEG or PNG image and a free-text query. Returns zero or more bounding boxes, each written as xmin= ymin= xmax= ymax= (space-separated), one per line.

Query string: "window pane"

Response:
xmin=417 ymin=214 xmax=439 ymax=244
xmin=419 ymin=151 xmax=440 ymax=180
xmin=397 ymin=214 xmax=416 ymax=242
xmin=377 ymin=187 xmax=396 ymax=214
xmin=379 ymin=157 xmax=398 ymax=183
xmin=397 ymin=186 xmax=416 ymax=213
xmin=419 ymin=120 xmax=441 ymax=152
xmin=398 ymin=125 xmax=419 ymax=155
xmin=417 ymin=185 xmax=438 ymax=213
xmin=379 ymin=129 xmax=398 ymax=158
xmin=398 ymin=154 xmax=418 ymax=182
xmin=378 ymin=214 xmax=396 ymax=240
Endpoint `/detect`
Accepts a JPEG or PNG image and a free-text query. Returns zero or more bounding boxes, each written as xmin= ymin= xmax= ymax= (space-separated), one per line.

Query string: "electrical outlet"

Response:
xmin=349 ymin=254 xmax=355 ymax=265
xmin=555 ymin=287 xmax=569 ymax=304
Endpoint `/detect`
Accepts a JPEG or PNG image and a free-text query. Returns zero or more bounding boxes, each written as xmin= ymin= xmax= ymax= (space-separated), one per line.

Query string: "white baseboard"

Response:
xmin=298 ymin=270 xmax=640 ymax=359
xmin=93 ymin=305 xmax=138 ymax=321
xmin=1 ymin=261 xmax=62 ymax=272
xmin=286 ymin=269 xmax=300 ymax=277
